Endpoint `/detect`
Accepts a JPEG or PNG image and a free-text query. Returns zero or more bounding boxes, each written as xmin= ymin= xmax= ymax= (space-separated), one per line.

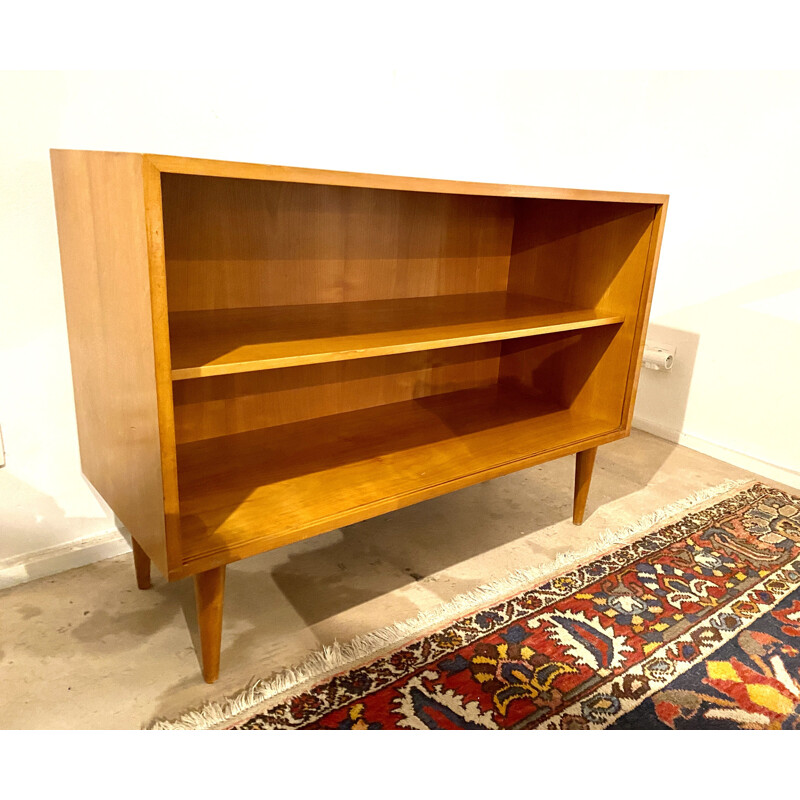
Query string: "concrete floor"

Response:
xmin=0 ymin=430 xmax=787 ymax=729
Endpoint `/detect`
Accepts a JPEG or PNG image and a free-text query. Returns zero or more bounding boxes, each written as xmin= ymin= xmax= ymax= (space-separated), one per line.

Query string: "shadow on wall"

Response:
xmin=635 ymin=271 xmax=800 ymax=477
xmin=0 ymin=471 xmax=121 ymax=580
xmin=633 ymin=324 xmax=700 ymax=439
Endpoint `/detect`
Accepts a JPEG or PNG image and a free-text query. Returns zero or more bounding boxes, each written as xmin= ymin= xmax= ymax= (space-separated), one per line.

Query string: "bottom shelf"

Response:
xmin=177 ymin=385 xmax=618 ymax=570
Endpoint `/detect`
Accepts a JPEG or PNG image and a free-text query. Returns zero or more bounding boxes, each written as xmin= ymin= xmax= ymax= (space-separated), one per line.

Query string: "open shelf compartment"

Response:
xmin=159 ymin=170 xmax=658 ymax=573
xmin=160 ymin=172 xmax=653 ymax=385
xmin=177 ymin=383 xmax=616 ymax=569
xmin=173 ymin=326 xmax=624 ymax=571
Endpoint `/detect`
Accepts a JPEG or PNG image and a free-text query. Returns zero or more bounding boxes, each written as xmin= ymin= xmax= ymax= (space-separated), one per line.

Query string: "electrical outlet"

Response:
xmin=0 ymin=424 xmax=5 ymax=468
xmin=642 ymin=341 xmax=676 ymax=371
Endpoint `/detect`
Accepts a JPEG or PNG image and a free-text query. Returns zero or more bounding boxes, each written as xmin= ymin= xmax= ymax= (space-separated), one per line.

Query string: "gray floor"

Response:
xmin=0 ymin=430 xmax=789 ymax=729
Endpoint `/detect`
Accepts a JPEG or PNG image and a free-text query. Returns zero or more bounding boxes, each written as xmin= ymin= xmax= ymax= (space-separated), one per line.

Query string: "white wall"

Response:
xmin=1 ymin=70 xmax=798 ymax=580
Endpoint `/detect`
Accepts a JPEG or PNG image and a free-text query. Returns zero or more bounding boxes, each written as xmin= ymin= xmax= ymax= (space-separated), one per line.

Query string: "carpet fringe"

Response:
xmin=148 ymin=477 xmax=751 ymax=730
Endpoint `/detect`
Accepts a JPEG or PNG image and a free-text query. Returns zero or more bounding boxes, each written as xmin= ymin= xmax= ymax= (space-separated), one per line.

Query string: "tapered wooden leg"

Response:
xmin=573 ymin=447 xmax=598 ymax=525
xmin=194 ymin=566 xmax=226 ymax=684
xmin=131 ymin=537 xmax=151 ymax=590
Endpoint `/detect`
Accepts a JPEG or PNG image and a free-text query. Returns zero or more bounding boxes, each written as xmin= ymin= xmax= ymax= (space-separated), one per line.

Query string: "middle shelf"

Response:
xmin=169 ymin=291 xmax=624 ymax=380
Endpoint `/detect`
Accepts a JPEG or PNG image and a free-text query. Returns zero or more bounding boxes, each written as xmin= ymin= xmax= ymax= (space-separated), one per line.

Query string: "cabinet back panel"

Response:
xmin=173 ymin=342 xmax=502 ymax=443
xmin=161 ymin=174 xmax=516 ymax=311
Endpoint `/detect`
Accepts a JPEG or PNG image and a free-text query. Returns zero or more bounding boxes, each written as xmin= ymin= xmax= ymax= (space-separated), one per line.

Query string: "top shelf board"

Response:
xmin=169 ymin=292 xmax=624 ymax=380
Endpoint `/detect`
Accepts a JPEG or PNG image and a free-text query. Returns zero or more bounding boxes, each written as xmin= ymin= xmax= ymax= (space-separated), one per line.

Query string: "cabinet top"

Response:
xmin=50 ymin=149 xmax=669 ymax=205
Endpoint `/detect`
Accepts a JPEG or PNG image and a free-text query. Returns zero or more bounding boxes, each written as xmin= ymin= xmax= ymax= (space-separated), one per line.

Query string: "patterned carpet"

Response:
xmin=156 ymin=482 xmax=800 ymax=729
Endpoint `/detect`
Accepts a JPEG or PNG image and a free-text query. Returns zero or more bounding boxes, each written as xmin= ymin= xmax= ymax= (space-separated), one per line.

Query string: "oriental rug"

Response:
xmin=152 ymin=481 xmax=800 ymax=729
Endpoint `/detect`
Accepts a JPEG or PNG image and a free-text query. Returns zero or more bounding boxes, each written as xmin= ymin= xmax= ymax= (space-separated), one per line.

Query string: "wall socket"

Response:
xmin=642 ymin=340 xmax=676 ymax=372
xmin=0 ymin=424 xmax=5 ymax=468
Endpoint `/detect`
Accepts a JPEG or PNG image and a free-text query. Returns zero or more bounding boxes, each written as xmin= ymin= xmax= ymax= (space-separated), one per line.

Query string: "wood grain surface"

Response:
xmin=176 ymin=384 xmax=621 ymax=574
xmin=169 ymin=292 xmax=624 ymax=379
xmin=148 ymin=153 xmax=668 ymax=204
xmin=51 ymin=150 xmax=171 ymax=575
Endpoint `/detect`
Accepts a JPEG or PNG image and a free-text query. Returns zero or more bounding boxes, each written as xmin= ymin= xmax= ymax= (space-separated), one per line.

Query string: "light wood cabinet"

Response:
xmin=50 ymin=150 xmax=667 ymax=682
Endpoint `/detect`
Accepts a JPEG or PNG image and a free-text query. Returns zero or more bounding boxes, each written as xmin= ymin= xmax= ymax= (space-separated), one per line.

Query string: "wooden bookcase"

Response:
xmin=50 ymin=150 xmax=668 ymax=682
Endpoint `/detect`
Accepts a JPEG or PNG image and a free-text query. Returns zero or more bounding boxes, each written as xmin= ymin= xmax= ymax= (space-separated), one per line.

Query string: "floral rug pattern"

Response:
xmin=228 ymin=483 xmax=800 ymax=729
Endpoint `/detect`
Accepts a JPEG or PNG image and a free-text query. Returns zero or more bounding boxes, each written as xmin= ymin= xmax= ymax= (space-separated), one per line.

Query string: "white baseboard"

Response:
xmin=0 ymin=529 xmax=131 ymax=591
xmin=633 ymin=417 xmax=800 ymax=491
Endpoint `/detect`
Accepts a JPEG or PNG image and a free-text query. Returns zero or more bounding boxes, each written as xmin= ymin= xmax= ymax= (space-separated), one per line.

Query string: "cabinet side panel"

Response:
xmin=619 ymin=201 xmax=668 ymax=431
xmin=499 ymin=325 xmax=623 ymax=414
xmin=508 ymin=200 xmax=657 ymax=426
xmin=50 ymin=150 xmax=168 ymax=575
